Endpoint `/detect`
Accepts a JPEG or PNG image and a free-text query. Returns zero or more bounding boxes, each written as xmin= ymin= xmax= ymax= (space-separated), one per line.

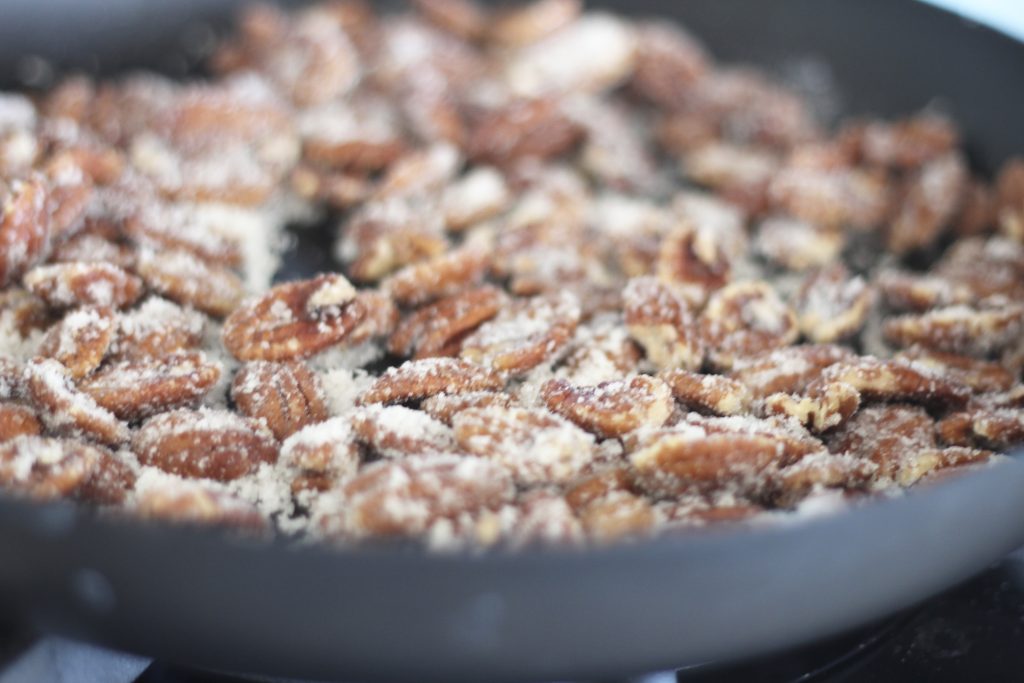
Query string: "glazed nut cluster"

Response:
xmin=1 ymin=0 xmax=1023 ymax=550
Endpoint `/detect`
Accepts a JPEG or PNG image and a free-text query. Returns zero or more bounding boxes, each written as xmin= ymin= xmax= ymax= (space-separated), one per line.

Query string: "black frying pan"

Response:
xmin=2 ymin=1 xmax=1024 ymax=681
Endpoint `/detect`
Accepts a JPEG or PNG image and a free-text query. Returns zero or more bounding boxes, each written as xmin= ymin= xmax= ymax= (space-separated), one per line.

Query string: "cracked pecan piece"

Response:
xmin=280 ymin=416 xmax=360 ymax=495
xmin=795 ymin=264 xmax=873 ymax=344
xmin=452 ymin=406 xmax=594 ymax=485
xmin=814 ymin=356 xmax=969 ymax=409
xmin=231 ymin=360 xmax=328 ymax=441
xmin=656 ymin=224 xmax=730 ymax=301
xmin=541 ymin=375 xmax=674 ymax=438
xmin=728 ymin=344 xmax=855 ymax=399
xmin=699 ymin=281 xmax=798 ymax=369
xmin=623 ymin=276 xmax=703 ymax=371
xmin=223 ymin=274 xmax=367 ymax=361
xmin=895 ymin=347 xmax=1015 ymax=394
xmin=133 ymin=408 xmax=278 ymax=481
xmin=38 ymin=306 xmax=117 ymax=379
xmin=883 ymin=304 xmax=1024 ymax=357
xmin=361 ymin=357 xmax=503 ymax=405
xmin=763 ymin=381 xmax=861 ymax=433
xmin=660 ymin=369 xmax=752 ymax=416
xmin=23 ymin=261 xmax=142 ymax=309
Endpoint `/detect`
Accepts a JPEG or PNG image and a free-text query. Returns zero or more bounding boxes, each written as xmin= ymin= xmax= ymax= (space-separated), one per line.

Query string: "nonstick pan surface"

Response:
xmin=1 ymin=0 xmax=1024 ymax=681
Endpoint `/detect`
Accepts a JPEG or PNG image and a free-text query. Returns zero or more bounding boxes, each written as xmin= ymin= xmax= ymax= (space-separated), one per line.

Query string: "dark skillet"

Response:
xmin=1 ymin=1 xmax=1024 ymax=681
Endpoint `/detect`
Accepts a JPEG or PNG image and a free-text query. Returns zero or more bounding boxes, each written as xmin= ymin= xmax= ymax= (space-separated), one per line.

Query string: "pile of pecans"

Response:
xmin=1 ymin=0 xmax=1023 ymax=550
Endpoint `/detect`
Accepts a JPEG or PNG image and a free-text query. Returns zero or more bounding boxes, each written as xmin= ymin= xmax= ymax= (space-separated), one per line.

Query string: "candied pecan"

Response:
xmin=112 ymin=297 xmax=206 ymax=360
xmin=460 ymin=291 xmax=580 ymax=376
xmin=299 ymin=100 xmax=405 ymax=172
xmin=504 ymin=491 xmax=584 ymax=549
xmin=660 ymin=370 xmax=752 ymax=416
xmin=351 ymin=404 xmax=456 ymax=458
xmin=123 ymin=203 xmax=243 ymax=268
xmin=51 ymin=231 xmax=136 ymax=271
xmin=421 ymin=391 xmax=515 ymax=425
xmin=768 ymin=160 xmax=891 ymax=231
xmin=231 ymin=360 xmax=327 ymax=441
xmin=565 ymin=467 xmax=635 ymax=511
xmin=467 ymin=98 xmax=583 ymax=166
xmin=412 ymin=0 xmax=487 ymax=40
xmin=826 ymin=404 xmax=939 ymax=483
xmin=934 ymin=237 xmax=1024 ymax=302
xmin=883 ymin=304 xmax=1024 ymax=357
xmin=673 ymin=413 xmax=826 ymax=462
xmin=901 ymin=446 xmax=994 ymax=486
xmin=489 ymin=0 xmax=580 ymax=46
xmin=699 ymin=281 xmax=798 ymax=369
xmin=222 ymin=274 xmax=367 ymax=361
xmin=338 ymin=198 xmax=448 ymax=282
xmin=442 ymin=167 xmax=511 ymax=231
xmin=629 ymin=20 xmax=707 ymax=109
xmin=0 ymin=358 xmax=24 ymax=401
xmin=887 ymin=153 xmax=967 ymax=254
xmin=43 ymin=154 xmax=94 ymax=238
xmin=279 ymin=416 xmax=360 ymax=494
xmin=769 ymin=451 xmax=876 ymax=507
xmin=0 ymin=435 xmax=132 ymax=504
xmin=656 ymin=225 xmax=730 ymax=301
xmin=628 ymin=425 xmax=788 ymax=497
xmin=683 ymin=142 xmax=778 ymax=215
xmin=0 ymin=174 xmax=50 ymax=286
xmin=329 ymin=455 xmax=515 ymax=538
xmin=579 ymin=492 xmax=657 ymax=544
xmin=452 ymin=406 xmax=594 ymax=484
xmin=80 ymin=351 xmax=222 ymax=422
xmin=763 ymin=381 xmax=861 ymax=433
xmin=729 ymin=345 xmax=856 ymax=398
xmin=815 ymin=356 xmax=969 ymax=408
xmin=541 ymin=375 xmax=673 ymax=438
xmin=344 ymin=290 xmax=399 ymax=346
xmin=133 ymin=408 xmax=277 ymax=481
xmin=38 ymin=306 xmax=117 ymax=379
xmin=996 ymin=157 xmax=1024 ymax=239
xmin=389 ymin=285 xmax=504 ymax=359
xmin=0 ymin=287 xmax=52 ymax=337
xmin=382 ymin=246 xmax=489 ymax=306
xmin=895 ymin=347 xmax=1015 ymax=394
xmin=134 ymin=479 xmax=266 ymax=531
xmin=23 ymin=261 xmax=141 ymax=309
xmin=361 ymin=358 xmax=503 ymax=405
xmin=557 ymin=316 xmax=642 ymax=385
xmin=859 ymin=113 xmax=958 ymax=169
xmin=135 ymin=248 xmax=244 ymax=318
xmin=623 ymin=277 xmax=703 ymax=371
xmin=290 ymin=165 xmax=374 ymax=209
xmin=875 ymin=270 xmax=970 ymax=312
xmin=24 ymin=357 xmax=128 ymax=446
xmin=795 ymin=264 xmax=873 ymax=344
xmin=0 ymin=403 xmax=41 ymax=441
xmin=754 ymin=217 xmax=845 ymax=271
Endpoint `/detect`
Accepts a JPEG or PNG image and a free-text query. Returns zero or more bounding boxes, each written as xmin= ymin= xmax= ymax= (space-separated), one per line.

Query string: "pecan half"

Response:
xmin=231 ymin=360 xmax=327 ymax=440
xmin=38 ymin=306 xmax=117 ymax=378
xmin=24 ymin=357 xmax=128 ymax=445
xmin=23 ymin=261 xmax=142 ymax=309
xmin=389 ymin=285 xmax=505 ymax=359
xmin=541 ymin=375 xmax=673 ymax=438
xmin=360 ymin=357 xmax=503 ymax=405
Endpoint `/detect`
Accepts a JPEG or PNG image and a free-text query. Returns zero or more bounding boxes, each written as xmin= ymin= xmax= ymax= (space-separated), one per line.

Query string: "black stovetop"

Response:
xmin=4 ymin=546 xmax=1024 ymax=683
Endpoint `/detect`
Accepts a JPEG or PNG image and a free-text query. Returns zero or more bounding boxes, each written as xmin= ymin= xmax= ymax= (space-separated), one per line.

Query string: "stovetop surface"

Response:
xmin=4 ymin=547 xmax=1024 ymax=683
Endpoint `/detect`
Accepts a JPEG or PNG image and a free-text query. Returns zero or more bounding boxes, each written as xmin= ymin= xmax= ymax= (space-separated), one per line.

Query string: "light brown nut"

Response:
xmin=816 ymin=356 xmax=969 ymax=408
xmin=502 ymin=491 xmax=584 ymax=549
xmin=24 ymin=357 xmax=128 ymax=446
xmin=467 ymin=98 xmax=583 ymax=167
xmin=452 ymin=406 xmax=594 ymax=485
xmin=996 ymin=157 xmax=1024 ymax=239
xmin=123 ymin=204 xmax=243 ymax=268
xmin=79 ymin=351 xmax=222 ymax=422
xmin=412 ymin=0 xmax=487 ymax=40
xmin=683 ymin=142 xmax=778 ymax=215
xmin=421 ymin=391 xmax=515 ymax=425
xmin=0 ymin=287 xmax=52 ymax=338
xmin=460 ymin=291 xmax=581 ymax=376
xmin=541 ymin=376 xmax=673 ymax=439
xmin=660 ymin=370 xmax=752 ymax=416
xmin=23 ymin=261 xmax=141 ymax=309
xmin=231 ymin=361 xmax=327 ymax=441
xmin=361 ymin=358 xmax=503 ymax=405
xmin=656 ymin=225 xmax=730 ymax=301
xmin=859 ymin=113 xmax=959 ymax=169
xmin=389 ymin=285 xmax=505 ymax=359
xmin=136 ymin=248 xmax=244 ymax=318
xmin=875 ymin=270 xmax=971 ymax=312
xmin=134 ymin=480 xmax=266 ymax=531
xmin=338 ymin=199 xmax=449 ymax=283
xmin=763 ymin=381 xmax=861 ymax=433
xmin=351 ymin=404 xmax=457 ymax=458
xmin=0 ymin=175 xmax=50 ymax=286
xmin=826 ymin=403 xmax=937 ymax=482
xmin=623 ymin=277 xmax=703 ymax=371
xmin=768 ymin=162 xmax=891 ymax=231
xmin=0 ymin=435 xmax=133 ymax=504
xmin=936 ymin=411 xmax=974 ymax=447
xmin=965 ymin=408 xmax=1024 ymax=450
xmin=489 ymin=0 xmax=580 ymax=46
xmin=887 ymin=153 xmax=967 ymax=254
xmin=769 ymin=451 xmax=877 ymax=507
xmin=344 ymin=290 xmax=399 ymax=346
xmin=557 ymin=316 xmax=642 ymax=385
xmin=0 ymin=403 xmax=41 ymax=441
xmin=133 ymin=408 xmax=277 ymax=481
xmin=898 ymin=447 xmax=994 ymax=487
xmin=628 ymin=426 xmax=787 ymax=497
xmin=895 ymin=347 xmax=1014 ymax=394
xmin=331 ymin=454 xmax=515 ymax=538
xmin=223 ymin=274 xmax=367 ymax=361
xmin=579 ymin=492 xmax=657 ymax=544
xmin=629 ymin=20 xmax=707 ymax=109
xmin=442 ymin=167 xmax=511 ymax=231
xmin=883 ymin=304 xmax=1024 ymax=357
xmin=279 ymin=417 xmax=360 ymax=495
xmin=934 ymin=236 xmax=1024 ymax=302
xmin=38 ymin=306 xmax=117 ymax=379
xmin=382 ymin=246 xmax=489 ymax=306
xmin=299 ymin=100 xmax=405 ymax=173
xmin=754 ymin=217 xmax=845 ymax=272
xmin=669 ymin=413 xmax=827 ymax=463
xmin=43 ymin=155 xmax=94 ymax=238
xmin=728 ymin=344 xmax=855 ymax=398
xmin=112 ymin=297 xmax=206 ymax=360
xmin=795 ymin=263 xmax=873 ymax=344
xmin=50 ymin=231 xmax=136 ymax=271
xmin=699 ymin=281 xmax=799 ymax=369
